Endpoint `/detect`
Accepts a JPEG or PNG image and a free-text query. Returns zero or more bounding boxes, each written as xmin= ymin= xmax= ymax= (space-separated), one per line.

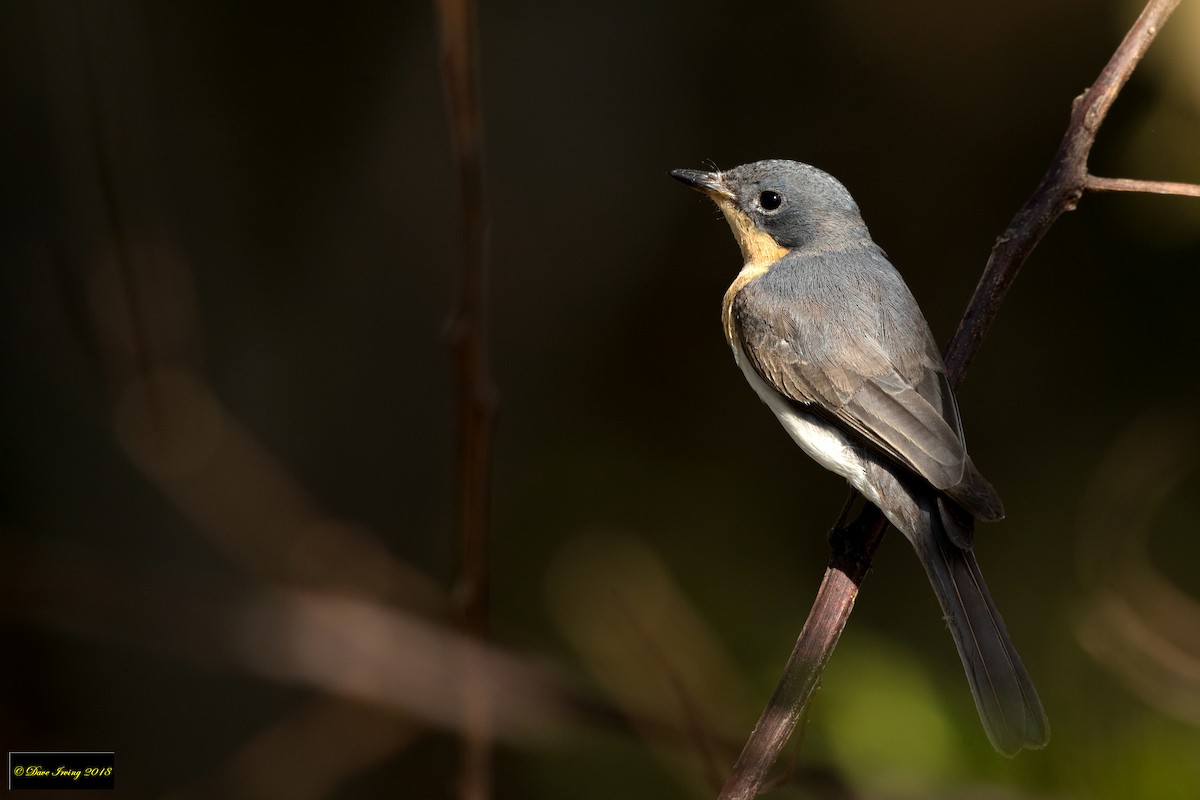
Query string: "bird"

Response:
xmin=670 ymin=159 xmax=1048 ymax=755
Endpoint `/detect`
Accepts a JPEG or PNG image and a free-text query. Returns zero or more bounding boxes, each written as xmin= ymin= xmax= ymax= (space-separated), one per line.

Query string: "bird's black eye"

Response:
xmin=759 ymin=190 xmax=782 ymax=211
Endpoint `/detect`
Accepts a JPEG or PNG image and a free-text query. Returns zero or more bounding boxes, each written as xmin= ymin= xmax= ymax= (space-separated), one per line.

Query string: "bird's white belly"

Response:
xmin=733 ymin=347 xmax=872 ymax=497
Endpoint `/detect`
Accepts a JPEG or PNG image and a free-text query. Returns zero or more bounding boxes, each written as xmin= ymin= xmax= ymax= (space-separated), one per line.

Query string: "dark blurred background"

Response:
xmin=3 ymin=0 xmax=1200 ymax=797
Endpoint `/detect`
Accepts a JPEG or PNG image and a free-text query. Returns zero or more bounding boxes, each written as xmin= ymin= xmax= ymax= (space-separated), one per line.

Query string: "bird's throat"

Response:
xmin=716 ymin=199 xmax=784 ymax=347
xmin=714 ymin=199 xmax=788 ymax=271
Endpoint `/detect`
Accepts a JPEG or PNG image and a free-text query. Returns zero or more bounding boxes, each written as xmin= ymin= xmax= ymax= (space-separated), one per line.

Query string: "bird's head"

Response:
xmin=670 ymin=160 xmax=869 ymax=267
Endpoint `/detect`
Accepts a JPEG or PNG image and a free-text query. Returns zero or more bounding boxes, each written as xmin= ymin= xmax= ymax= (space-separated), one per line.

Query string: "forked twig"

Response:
xmin=718 ymin=1 xmax=1194 ymax=797
xmin=943 ymin=0 xmax=1188 ymax=378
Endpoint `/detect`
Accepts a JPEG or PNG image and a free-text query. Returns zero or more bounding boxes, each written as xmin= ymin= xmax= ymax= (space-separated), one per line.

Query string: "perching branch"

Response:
xmin=718 ymin=1 xmax=1195 ymax=797
xmin=435 ymin=0 xmax=497 ymax=795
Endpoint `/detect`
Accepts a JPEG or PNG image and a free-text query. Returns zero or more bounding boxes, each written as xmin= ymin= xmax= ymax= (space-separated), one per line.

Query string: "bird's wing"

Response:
xmin=838 ymin=368 xmax=970 ymax=491
xmin=733 ymin=281 xmax=1002 ymax=521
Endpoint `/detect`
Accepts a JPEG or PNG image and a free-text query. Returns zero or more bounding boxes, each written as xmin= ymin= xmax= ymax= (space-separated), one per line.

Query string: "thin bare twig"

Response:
xmin=1086 ymin=175 xmax=1200 ymax=197
xmin=434 ymin=0 xmax=497 ymax=795
xmin=718 ymin=1 xmax=1189 ymax=797
xmin=944 ymin=0 xmax=1187 ymax=378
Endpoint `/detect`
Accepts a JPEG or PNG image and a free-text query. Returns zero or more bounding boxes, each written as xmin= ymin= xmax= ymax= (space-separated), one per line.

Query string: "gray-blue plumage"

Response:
xmin=670 ymin=159 xmax=1048 ymax=755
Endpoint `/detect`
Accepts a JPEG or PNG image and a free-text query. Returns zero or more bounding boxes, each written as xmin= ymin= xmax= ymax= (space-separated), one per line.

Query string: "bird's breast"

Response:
xmin=721 ymin=261 xmax=772 ymax=347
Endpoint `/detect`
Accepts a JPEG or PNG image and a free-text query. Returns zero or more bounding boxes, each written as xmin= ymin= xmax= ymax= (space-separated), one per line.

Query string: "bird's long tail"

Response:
xmin=866 ymin=466 xmax=1049 ymax=755
xmin=915 ymin=499 xmax=1048 ymax=755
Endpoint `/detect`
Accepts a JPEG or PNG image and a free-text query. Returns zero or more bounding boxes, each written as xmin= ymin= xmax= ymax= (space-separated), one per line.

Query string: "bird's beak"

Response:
xmin=669 ymin=168 xmax=735 ymax=200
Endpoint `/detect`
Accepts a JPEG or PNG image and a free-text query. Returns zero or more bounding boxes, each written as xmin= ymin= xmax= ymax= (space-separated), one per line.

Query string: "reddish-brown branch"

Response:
xmin=718 ymin=1 xmax=1188 ymax=797
xmin=435 ymin=0 xmax=494 ymax=639
xmin=434 ymin=0 xmax=497 ymax=796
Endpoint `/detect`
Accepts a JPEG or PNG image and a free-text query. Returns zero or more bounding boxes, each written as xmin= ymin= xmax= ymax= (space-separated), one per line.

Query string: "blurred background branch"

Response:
xmin=434 ymin=0 xmax=498 ymax=793
xmin=1077 ymin=407 xmax=1200 ymax=728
